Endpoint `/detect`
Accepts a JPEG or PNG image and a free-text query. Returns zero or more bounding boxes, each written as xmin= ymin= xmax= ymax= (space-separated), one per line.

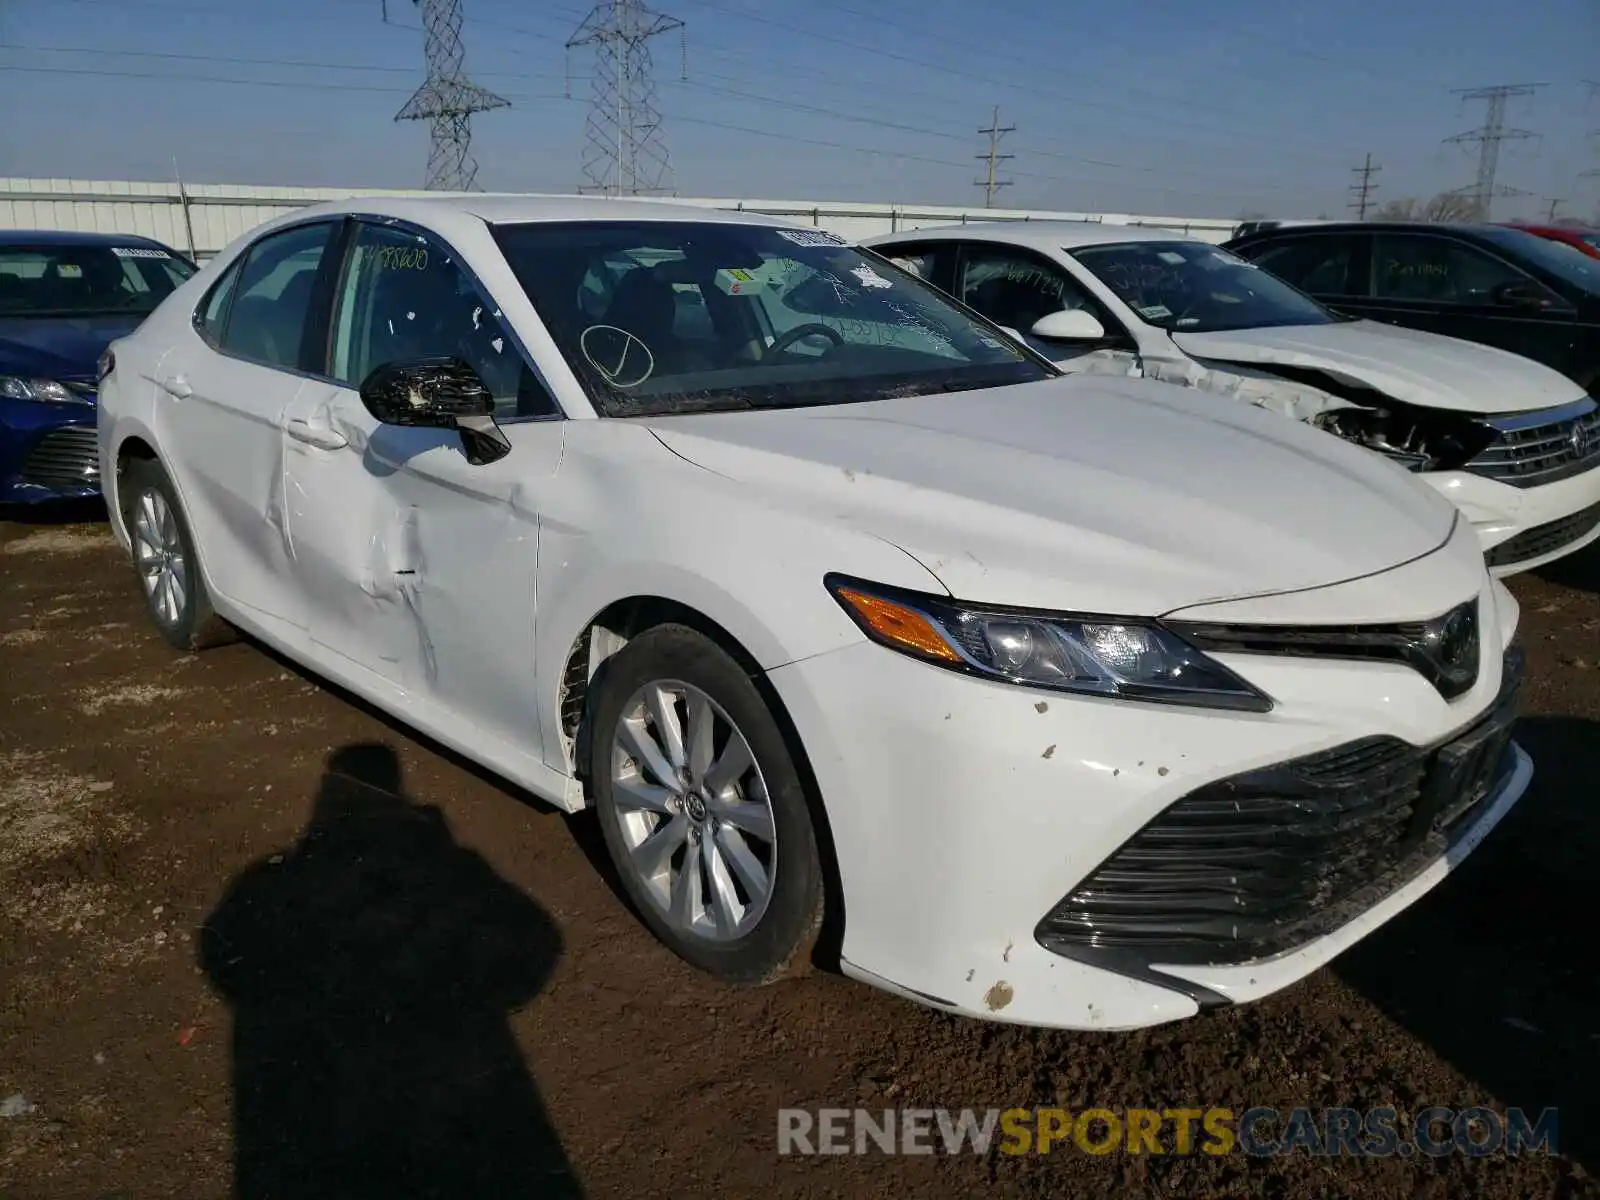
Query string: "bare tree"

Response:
xmin=1369 ymin=191 xmax=1480 ymax=223
xmin=1373 ymin=197 xmax=1418 ymax=220
xmin=1236 ymin=208 xmax=1270 ymax=221
xmin=1419 ymin=190 xmax=1479 ymax=222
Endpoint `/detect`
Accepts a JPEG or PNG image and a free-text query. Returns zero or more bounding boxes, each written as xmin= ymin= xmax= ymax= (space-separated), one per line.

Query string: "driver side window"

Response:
xmin=330 ymin=222 xmax=557 ymax=419
xmin=956 ymin=246 xmax=1096 ymax=332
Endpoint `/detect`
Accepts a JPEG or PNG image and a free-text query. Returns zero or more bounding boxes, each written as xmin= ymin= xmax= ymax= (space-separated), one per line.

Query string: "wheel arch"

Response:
xmin=555 ymin=594 xmax=847 ymax=968
xmin=110 ymin=432 xmax=161 ymax=544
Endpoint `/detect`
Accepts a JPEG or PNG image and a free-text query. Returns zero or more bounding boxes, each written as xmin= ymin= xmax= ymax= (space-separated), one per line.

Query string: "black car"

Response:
xmin=1224 ymin=222 xmax=1600 ymax=391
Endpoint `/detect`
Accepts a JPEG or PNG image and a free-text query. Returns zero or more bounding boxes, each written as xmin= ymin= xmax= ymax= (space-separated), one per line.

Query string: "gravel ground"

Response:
xmin=2 ymin=506 xmax=1598 ymax=1200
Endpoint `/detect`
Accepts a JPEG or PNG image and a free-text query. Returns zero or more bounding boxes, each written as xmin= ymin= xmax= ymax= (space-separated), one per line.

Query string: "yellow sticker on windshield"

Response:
xmin=714 ymin=267 xmax=767 ymax=295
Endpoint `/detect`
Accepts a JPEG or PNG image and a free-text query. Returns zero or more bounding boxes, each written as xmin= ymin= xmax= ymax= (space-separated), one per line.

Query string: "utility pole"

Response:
xmin=1348 ymin=153 xmax=1380 ymax=219
xmin=1544 ymin=197 xmax=1563 ymax=223
xmin=1443 ymin=83 xmax=1544 ymax=221
xmin=389 ymin=0 xmax=509 ymax=191
xmin=566 ymin=0 xmax=686 ymax=197
xmin=975 ymin=106 xmax=1015 ymax=208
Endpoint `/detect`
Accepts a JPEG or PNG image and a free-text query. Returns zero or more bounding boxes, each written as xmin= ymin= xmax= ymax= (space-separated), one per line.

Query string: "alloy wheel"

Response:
xmin=132 ymin=486 xmax=187 ymax=629
xmin=609 ymin=679 xmax=778 ymax=941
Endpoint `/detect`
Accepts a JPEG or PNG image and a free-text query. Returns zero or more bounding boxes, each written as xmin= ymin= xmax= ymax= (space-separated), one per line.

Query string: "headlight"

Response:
xmin=0 ymin=376 xmax=84 ymax=405
xmin=1313 ymin=405 xmax=1493 ymax=473
xmin=825 ymin=575 xmax=1272 ymax=712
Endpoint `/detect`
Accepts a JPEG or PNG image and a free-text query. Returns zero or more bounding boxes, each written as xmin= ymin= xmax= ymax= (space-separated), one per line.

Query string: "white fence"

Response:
xmin=0 ymin=178 xmax=1243 ymax=259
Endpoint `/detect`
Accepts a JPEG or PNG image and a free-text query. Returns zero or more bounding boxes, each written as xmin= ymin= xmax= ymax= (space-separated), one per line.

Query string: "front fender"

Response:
xmin=532 ymin=425 xmax=945 ymax=779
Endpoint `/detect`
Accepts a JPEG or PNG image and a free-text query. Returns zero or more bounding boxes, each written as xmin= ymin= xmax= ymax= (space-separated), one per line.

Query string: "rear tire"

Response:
xmin=587 ymin=624 xmax=824 ymax=984
xmin=120 ymin=458 xmax=236 ymax=652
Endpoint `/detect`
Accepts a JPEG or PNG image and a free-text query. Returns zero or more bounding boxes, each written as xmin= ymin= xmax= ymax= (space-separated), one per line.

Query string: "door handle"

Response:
xmin=160 ymin=374 xmax=192 ymax=399
xmin=286 ymin=418 xmax=349 ymax=451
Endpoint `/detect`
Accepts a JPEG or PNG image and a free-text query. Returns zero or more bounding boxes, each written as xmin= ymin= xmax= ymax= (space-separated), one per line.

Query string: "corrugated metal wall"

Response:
xmin=0 ymin=178 xmax=1241 ymax=257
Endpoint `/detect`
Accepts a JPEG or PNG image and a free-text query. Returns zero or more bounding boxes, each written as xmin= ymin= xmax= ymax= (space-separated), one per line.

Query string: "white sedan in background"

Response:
xmin=864 ymin=222 xmax=1600 ymax=576
xmin=97 ymin=195 xmax=1531 ymax=1031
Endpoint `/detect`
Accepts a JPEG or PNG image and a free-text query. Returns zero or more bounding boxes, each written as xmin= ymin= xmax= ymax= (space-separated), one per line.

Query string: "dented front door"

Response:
xmin=278 ymin=382 xmax=427 ymax=683
xmin=280 ymin=382 xmax=560 ymax=758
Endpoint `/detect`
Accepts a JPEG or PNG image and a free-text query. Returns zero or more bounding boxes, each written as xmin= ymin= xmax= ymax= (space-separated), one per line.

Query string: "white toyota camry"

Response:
xmin=97 ymin=196 xmax=1533 ymax=1030
xmin=864 ymin=222 xmax=1600 ymax=576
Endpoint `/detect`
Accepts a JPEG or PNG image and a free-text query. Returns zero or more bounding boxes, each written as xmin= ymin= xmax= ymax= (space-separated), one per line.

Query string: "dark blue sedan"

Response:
xmin=1 ymin=230 xmax=196 ymax=504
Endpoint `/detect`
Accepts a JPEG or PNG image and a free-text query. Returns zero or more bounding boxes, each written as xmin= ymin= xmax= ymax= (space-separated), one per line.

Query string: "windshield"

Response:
xmin=492 ymin=220 xmax=1052 ymax=416
xmin=0 ymin=243 xmax=195 ymax=318
xmin=1069 ymin=240 xmax=1340 ymax=333
xmin=1476 ymin=226 xmax=1600 ymax=293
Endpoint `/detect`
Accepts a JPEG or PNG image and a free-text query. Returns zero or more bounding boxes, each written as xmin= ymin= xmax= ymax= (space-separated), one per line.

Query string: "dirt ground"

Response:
xmin=1 ymin=506 xmax=1598 ymax=1200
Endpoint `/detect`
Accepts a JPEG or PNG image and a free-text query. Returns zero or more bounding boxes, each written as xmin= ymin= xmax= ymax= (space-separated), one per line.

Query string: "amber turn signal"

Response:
xmin=832 ymin=586 xmax=962 ymax=663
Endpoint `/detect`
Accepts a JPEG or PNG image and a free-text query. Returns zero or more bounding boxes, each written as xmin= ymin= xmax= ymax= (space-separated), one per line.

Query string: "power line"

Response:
xmin=566 ymin=0 xmax=684 ymax=196
xmin=0 ymin=39 xmax=1301 ymax=197
xmin=975 ymin=106 xmax=1015 ymax=208
xmin=1443 ymin=83 xmax=1544 ymax=221
xmin=388 ymin=0 xmax=509 ymax=191
xmin=1348 ymin=152 xmax=1379 ymax=219
xmin=675 ymin=0 xmax=1376 ymax=166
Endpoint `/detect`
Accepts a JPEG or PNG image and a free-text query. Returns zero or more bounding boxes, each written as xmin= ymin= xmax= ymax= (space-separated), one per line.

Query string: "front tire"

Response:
xmin=588 ymin=624 xmax=824 ymax=984
xmin=120 ymin=458 xmax=235 ymax=652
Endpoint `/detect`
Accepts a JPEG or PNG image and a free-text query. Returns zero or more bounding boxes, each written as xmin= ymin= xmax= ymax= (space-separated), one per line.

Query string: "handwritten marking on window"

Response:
xmin=377 ymin=244 xmax=430 ymax=271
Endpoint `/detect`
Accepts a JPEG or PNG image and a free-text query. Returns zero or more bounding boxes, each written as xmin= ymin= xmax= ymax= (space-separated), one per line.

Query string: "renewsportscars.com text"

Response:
xmin=777 ymin=1106 xmax=1559 ymax=1158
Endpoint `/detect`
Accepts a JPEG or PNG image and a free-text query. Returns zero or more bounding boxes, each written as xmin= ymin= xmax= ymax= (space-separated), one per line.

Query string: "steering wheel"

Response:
xmin=762 ymin=322 xmax=844 ymax=364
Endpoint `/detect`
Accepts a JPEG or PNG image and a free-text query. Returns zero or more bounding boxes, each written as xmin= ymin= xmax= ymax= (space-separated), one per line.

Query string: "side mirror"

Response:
xmin=1490 ymin=281 xmax=1550 ymax=310
xmin=996 ymin=325 xmax=1027 ymax=344
xmin=1030 ymin=309 xmax=1107 ymax=342
xmin=358 ymin=356 xmax=511 ymax=466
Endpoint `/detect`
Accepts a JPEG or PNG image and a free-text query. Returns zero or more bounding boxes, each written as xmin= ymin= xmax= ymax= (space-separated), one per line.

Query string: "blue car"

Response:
xmin=1 ymin=230 xmax=197 ymax=505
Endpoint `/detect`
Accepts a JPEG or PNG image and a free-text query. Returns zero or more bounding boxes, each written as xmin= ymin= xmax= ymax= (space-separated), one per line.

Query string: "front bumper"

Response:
xmin=1423 ymin=463 xmax=1600 ymax=576
xmin=767 ymin=577 xmax=1530 ymax=1031
xmin=0 ymin=398 xmax=101 ymax=503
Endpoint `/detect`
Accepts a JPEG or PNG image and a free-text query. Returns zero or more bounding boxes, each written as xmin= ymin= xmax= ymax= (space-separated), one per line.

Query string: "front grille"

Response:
xmin=19 ymin=427 xmax=101 ymax=492
xmin=1035 ymin=645 xmax=1523 ymax=969
xmin=1173 ymin=597 xmax=1480 ymax=701
xmin=1466 ymin=400 xmax=1600 ymax=488
xmin=1484 ymin=501 xmax=1600 ymax=569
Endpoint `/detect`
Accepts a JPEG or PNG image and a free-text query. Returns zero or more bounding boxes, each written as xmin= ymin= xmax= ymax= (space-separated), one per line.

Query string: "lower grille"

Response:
xmin=1035 ymin=645 xmax=1523 ymax=969
xmin=1484 ymin=501 xmax=1600 ymax=569
xmin=19 ymin=427 xmax=101 ymax=492
xmin=1467 ymin=400 xmax=1600 ymax=488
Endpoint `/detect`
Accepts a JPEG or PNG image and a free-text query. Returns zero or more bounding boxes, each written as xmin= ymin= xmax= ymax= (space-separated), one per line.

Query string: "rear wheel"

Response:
xmin=121 ymin=458 xmax=235 ymax=651
xmin=588 ymin=624 xmax=824 ymax=984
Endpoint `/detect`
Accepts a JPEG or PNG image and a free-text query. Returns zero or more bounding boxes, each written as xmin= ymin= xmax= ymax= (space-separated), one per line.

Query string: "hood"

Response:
xmin=0 ymin=314 xmax=145 ymax=385
xmin=644 ymin=375 xmax=1461 ymax=616
xmin=1170 ymin=319 xmax=1586 ymax=414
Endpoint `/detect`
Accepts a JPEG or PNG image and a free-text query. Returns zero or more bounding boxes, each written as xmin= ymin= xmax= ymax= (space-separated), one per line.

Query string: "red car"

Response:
xmin=1501 ymin=223 xmax=1600 ymax=260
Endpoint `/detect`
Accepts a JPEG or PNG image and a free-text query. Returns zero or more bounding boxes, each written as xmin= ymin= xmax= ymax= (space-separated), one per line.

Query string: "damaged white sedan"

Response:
xmin=865 ymin=223 xmax=1600 ymax=575
xmin=97 ymin=196 xmax=1532 ymax=1031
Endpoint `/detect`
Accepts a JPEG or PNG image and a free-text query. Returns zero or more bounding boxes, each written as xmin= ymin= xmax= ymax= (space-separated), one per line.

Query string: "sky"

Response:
xmin=0 ymin=0 xmax=1595 ymax=222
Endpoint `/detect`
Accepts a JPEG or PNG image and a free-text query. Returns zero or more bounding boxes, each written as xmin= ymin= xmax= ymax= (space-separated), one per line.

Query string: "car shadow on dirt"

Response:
xmin=197 ymin=742 xmax=582 ymax=1199
xmin=1334 ymin=714 xmax=1599 ymax=1168
xmin=0 ymin=498 xmax=107 ymax=525
xmin=1535 ymin=541 xmax=1600 ymax=594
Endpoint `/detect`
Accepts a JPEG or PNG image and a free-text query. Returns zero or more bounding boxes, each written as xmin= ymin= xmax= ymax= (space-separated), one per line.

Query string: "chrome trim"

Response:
xmin=1466 ymin=396 xmax=1600 ymax=489
xmin=1480 ymin=395 xmax=1597 ymax=433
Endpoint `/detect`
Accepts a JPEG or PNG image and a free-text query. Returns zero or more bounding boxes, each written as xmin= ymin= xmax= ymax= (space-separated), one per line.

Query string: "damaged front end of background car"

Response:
xmin=1140 ymin=355 xmax=1497 ymax=475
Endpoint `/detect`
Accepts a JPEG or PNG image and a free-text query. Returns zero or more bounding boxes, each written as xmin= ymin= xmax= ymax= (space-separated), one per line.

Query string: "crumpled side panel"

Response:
xmin=1143 ymin=355 xmax=1360 ymax=423
xmin=1052 ymin=348 xmax=1144 ymax=380
xmin=265 ymin=402 xmax=295 ymax=560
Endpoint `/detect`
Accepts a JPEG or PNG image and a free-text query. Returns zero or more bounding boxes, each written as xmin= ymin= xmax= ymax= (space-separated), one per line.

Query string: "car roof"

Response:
xmin=1503 ymin=222 xmax=1598 ymax=237
xmin=0 ymin=228 xmax=178 ymax=250
xmin=1225 ymin=220 xmax=1536 ymax=242
xmin=863 ymin=220 xmax=1199 ymax=251
xmin=284 ymin=193 xmax=801 ymax=231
